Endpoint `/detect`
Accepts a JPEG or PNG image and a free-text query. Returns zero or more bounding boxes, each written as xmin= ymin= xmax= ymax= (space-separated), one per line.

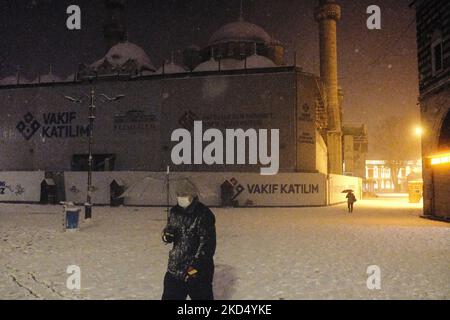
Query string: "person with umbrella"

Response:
xmin=161 ymin=179 xmax=216 ymax=300
xmin=344 ymin=189 xmax=357 ymax=213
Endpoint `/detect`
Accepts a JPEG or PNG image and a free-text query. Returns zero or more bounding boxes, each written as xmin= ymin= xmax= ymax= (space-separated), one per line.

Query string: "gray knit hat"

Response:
xmin=174 ymin=179 xmax=199 ymax=197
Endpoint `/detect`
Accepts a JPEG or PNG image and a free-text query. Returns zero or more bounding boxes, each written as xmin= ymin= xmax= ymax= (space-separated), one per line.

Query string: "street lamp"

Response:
xmin=414 ymin=126 xmax=424 ymax=137
xmin=64 ymin=90 xmax=124 ymax=220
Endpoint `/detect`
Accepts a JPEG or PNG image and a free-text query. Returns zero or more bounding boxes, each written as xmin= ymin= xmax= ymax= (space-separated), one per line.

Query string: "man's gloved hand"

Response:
xmin=184 ymin=266 xmax=199 ymax=282
xmin=162 ymin=227 xmax=176 ymax=244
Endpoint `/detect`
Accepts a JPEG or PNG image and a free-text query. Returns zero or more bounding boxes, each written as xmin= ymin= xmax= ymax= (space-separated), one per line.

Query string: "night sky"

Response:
xmin=0 ymin=0 xmax=421 ymax=158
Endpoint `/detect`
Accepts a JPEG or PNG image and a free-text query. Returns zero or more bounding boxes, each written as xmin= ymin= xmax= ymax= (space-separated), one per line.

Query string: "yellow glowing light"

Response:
xmin=415 ymin=127 xmax=423 ymax=136
xmin=430 ymin=152 xmax=450 ymax=166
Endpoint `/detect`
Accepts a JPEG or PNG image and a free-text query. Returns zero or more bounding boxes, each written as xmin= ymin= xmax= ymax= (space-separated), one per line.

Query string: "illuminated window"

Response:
xmin=430 ymin=153 xmax=450 ymax=165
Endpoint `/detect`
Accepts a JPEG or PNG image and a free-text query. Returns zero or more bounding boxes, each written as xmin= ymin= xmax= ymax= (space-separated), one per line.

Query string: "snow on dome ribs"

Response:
xmin=84 ymin=41 xmax=156 ymax=77
xmin=103 ymin=42 xmax=155 ymax=70
xmin=245 ymin=54 xmax=276 ymax=69
xmin=194 ymin=58 xmax=219 ymax=72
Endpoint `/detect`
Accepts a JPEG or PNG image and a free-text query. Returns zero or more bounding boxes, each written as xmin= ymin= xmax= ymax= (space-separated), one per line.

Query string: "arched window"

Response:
xmin=431 ymin=29 xmax=444 ymax=76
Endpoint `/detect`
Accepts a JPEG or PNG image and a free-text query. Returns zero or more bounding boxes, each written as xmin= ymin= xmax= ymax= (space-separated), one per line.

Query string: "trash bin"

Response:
xmin=65 ymin=207 xmax=80 ymax=231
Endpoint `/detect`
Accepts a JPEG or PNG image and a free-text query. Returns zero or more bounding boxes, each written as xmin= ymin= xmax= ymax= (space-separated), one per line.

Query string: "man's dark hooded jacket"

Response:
xmin=163 ymin=197 xmax=216 ymax=281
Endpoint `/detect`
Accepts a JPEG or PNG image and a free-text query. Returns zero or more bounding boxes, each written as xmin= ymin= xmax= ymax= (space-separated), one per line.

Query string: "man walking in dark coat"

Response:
xmin=161 ymin=181 xmax=216 ymax=300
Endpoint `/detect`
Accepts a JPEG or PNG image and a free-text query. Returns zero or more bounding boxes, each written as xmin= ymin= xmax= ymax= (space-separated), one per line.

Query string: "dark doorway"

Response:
xmin=71 ymin=154 xmax=116 ymax=171
xmin=40 ymin=178 xmax=57 ymax=204
xmin=110 ymin=179 xmax=125 ymax=207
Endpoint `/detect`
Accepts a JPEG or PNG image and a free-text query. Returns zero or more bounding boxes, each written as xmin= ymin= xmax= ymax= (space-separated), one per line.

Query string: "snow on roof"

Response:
xmin=194 ymin=58 xmax=219 ymax=72
xmin=194 ymin=55 xmax=276 ymax=73
xmin=65 ymin=74 xmax=77 ymax=82
xmin=34 ymin=72 xmax=62 ymax=83
xmin=208 ymin=19 xmax=272 ymax=46
xmin=44 ymin=178 xmax=56 ymax=186
xmin=220 ymin=58 xmax=245 ymax=71
xmin=0 ymin=75 xmax=32 ymax=85
xmin=141 ymin=70 xmax=156 ymax=76
xmin=245 ymin=54 xmax=276 ymax=69
xmin=91 ymin=41 xmax=155 ymax=72
xmin=156 ymin=62 xmax=187 ymax=75
xmin=0 ymin=75 xmax=19 ymax=85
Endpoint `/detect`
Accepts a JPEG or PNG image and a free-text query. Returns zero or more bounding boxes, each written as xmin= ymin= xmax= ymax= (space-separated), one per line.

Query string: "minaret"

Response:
xmin=314 ymin=0 xmax=343 ymax=174
xmin=103 ymin=0 xmax=127 ymax=49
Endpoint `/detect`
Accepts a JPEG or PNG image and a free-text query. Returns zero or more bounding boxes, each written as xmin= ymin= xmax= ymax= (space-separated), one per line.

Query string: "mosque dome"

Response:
xmin=91 ymin=41 xmax=156 ymax=73
xmin=208 ymin=19 xmax=272 ymax=46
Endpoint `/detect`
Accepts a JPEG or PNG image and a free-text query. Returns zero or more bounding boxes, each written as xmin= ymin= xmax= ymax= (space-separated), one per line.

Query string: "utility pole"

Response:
xmin=85 ymin=89 xmax=96 ymax=220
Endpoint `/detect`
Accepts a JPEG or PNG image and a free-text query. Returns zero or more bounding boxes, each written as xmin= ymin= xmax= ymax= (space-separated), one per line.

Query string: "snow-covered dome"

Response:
xmin=194 ymin=58 xmax=219 ymax=72
xmin=91 ymin=41 xmax=155 ymax=72
xmin=157 ymin=62 xmax=187 ymax=74
xmin=245 ymin=54 xmax=276 ymax=69
xmin=208 ymin=19 xmax=272 ymax=46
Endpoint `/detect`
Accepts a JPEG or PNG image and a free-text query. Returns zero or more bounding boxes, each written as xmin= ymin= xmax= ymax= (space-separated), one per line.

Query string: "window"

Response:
xmin=431 ymin=30 xmax=444 ymax=76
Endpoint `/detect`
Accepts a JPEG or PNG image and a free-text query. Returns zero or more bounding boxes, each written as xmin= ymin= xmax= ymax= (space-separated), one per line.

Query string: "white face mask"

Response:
xmin=177 ymin=196 xmax=192 ymax=208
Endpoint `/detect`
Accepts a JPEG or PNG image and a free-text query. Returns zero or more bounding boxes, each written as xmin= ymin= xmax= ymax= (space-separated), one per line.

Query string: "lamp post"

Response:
xmin=65 ymin=90 xmax=124 ymax=220
xmin=415 ymin=126 xmax=424 ymax=137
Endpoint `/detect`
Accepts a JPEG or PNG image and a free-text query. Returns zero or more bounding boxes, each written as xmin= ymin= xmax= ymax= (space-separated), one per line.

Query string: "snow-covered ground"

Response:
xmin=0 ymin=198 xmax=449 ymax=300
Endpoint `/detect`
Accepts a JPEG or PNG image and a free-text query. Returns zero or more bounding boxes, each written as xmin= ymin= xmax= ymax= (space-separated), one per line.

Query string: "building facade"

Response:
xmin=412 ymin=0 xmax=450 ymax=220
xmin=0 ymin=1 xmax=370 ymax=207
xmin=343 ymin=125 xmax=368 ymax=178
xmin=0 ymin=67 xmax=327 ymax=175
xmin=364 ymin=159 xmax=422 ymax=194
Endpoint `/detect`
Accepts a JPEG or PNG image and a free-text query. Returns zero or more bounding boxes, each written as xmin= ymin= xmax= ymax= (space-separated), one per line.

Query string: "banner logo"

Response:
xmin=16 ymin=112 xmax=41 ymax=140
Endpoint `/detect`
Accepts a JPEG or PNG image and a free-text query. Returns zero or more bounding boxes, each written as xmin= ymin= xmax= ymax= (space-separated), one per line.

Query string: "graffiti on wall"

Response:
xmin=0 ymin=181 xmax=26 ymax=196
